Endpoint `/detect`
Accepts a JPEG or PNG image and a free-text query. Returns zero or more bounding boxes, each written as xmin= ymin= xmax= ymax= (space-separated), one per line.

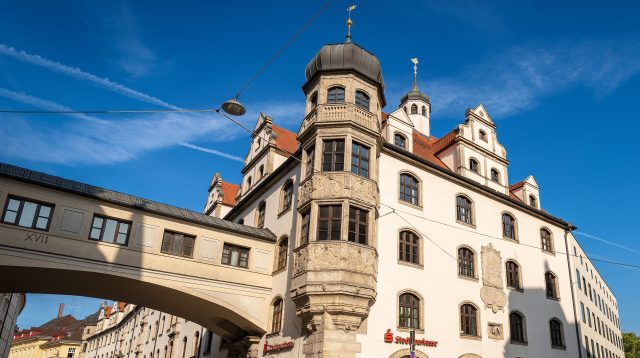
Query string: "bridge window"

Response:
xmin=221 ymin=243 xmax=249 ymax=268
xmin=317 ymin=205 xmax=342 ymax=241
xmin=348 ymin=206 xmax=368 ymax=245
xmin=161 ymin=231 xmax=195 ymax=258
xmin=89 ymin=215 xmax=131 ymax=245
xmin=271 ymin=298 xmax=283 ymax=333
xmin=2 ymin=195 xmax=54 ymax=231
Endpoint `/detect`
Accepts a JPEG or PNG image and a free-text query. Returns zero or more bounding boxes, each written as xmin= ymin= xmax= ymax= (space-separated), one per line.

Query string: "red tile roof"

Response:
xmin=272 ymin=125 xmax=298 ymax=155
xmin=221 ymin=181 xmax=239 ymax=206
xmin=431 ymin=128 xmax=459 ymax=154
xmin=412 ymin=130 xmax=450 ymax=170
xmin=509 ymin=181 xmax=525 ymax=191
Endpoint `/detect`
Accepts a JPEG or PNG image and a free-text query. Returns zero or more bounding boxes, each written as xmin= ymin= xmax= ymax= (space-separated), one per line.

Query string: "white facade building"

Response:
xmin=199 ymin=33 xmax=625 ymax=358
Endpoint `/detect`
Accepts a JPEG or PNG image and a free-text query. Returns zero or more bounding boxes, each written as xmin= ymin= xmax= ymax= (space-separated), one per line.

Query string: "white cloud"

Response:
xmin=0 ymin=88 xmax=243 ymax=165
xmin=417 ymin=40 xmax=640 ymax=119
xmin=0 ymin=43 xmax=179 ymax=109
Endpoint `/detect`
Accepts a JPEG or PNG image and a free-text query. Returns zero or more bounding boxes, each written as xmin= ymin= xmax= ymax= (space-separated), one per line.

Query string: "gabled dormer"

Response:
xmin=239 ymin=113 xmax=298 ymax=199
xmin=510 ymin=175 xmax=541 ymax=209
xmin=204 ymin=173 xmax=239 ymax=218
xmin=435 ymin=104 xmax=510 ymax=194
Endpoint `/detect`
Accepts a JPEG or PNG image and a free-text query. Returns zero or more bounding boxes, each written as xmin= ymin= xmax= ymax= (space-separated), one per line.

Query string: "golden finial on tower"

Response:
xmin=346 ymin=5 xmax=357 ymax=43
xmin=410 ymin=57 xmax=420 ymax=91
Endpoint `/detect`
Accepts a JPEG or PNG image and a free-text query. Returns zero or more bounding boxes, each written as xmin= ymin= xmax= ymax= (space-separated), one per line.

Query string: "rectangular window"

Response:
xmin=348 ymin=206 xmax=368 ymax=245
xmin=321 ymin=139 xmax=344 ymax=172
xmin=585 ymin=335 xmax=591 ymax=357
xmin=587 ymin=307 xmax=592 ymax=327
xmin=317 ymin=205 xmax=341 ymax=241
xmin=300 ymin=210 xmax=310 ymax=245
xmin=89 ymin=215 xmax=130 ymax=245
xmin=350 ymin=142 xmax=370 ymax=178
xmin=577 ymin=269 xmax=582 ymax=289
xmin=67 ymin=348 xmax=75 ymax=358
xmin=581 ymin=302 xmax=586 ymax=323
xmin=221 ymin=243 xmax=249 ymax=268
xmin=2 ymin=196 xmax=54 ymax=231
xmin=306 ymin=146 xmax=315 ymax=177
xmin=160 ymin=230 xmax=195 ymax=258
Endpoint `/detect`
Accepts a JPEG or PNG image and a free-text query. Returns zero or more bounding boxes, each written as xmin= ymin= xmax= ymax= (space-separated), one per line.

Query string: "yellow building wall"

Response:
xmin=8 ymin=339 xmax=48 ymax=358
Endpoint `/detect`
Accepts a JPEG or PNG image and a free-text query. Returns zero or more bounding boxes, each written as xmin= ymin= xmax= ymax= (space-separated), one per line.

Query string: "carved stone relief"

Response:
xmin=480 ymin=243 xmax=506 ymax=313
xmin=293 ymin=242 xmax=377 ymax=277
xmin=487 ymin=322 xmax=503 ymax=340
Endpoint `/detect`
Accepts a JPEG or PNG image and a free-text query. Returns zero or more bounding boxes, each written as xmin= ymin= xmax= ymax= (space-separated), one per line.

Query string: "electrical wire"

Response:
xmin=0 ymin=109 xmax=216 ymax=114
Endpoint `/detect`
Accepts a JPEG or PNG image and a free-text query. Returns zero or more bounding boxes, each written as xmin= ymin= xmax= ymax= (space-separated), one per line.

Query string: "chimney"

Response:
xmin=57 ymin=303 xmax=64 ymax=318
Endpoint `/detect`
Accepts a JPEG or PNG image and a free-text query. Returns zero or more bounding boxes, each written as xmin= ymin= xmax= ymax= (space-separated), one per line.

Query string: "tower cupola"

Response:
xmin=400 ymin=58 xmax=431 ymax=135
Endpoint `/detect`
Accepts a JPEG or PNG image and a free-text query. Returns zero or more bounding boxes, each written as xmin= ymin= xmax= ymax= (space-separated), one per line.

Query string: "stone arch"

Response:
xmin=389 ymin=348 xmax=429 ymax=358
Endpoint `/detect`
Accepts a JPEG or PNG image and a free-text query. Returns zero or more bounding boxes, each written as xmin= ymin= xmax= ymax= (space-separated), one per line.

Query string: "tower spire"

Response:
xmin=410 ymin=57 xmax=419 ymax=91
xmin=346 ymin=5 xmax=357 ymax=43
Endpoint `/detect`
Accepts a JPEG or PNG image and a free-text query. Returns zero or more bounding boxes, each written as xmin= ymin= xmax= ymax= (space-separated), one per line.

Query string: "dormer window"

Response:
xmin=355 ymin=90 xmax=370 ymax=110
xmin=421 ymin=106 xmax=427 ymax=116
xmin=490 ymin=168 xmax=500 ymax=183
xmin=327 ymin=86 xmax=345 ymax=104
xmin=410 ymin=104 xmax=418 ymax=114
xmin=469 ymin=159 xmax=480 ymax=174
xmin=394 ymin=133 xmax=407 ymax=149
xmin=479 ymin=130 xmax=487 ymax=142
xmin=529 ymin=195 xmax=537 ymax=208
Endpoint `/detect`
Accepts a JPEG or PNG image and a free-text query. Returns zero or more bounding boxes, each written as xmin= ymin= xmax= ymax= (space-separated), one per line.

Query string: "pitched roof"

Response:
xmin=220 ymin=181 xmax=239 ymax=206
xmin=509 ymin=181 xmax=526 ymax=191
xmin=411 ymin=130 xmax=450 ymax=170
xmin=272 ymin=125 xmax=298 ymax=155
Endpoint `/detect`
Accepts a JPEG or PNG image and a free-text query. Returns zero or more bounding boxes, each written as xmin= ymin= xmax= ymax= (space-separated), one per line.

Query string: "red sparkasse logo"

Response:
xmin=263 ymin=340 xmax=294 ymax=354
xmin=383 ymin=329 xmax=438 ymax=347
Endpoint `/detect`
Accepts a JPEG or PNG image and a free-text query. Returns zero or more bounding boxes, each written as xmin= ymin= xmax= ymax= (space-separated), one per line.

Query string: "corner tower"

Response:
xmin=292 ymin=32 xmax=383 ymax=357
xmin=399 ymin=58 xmax=430 ymax=136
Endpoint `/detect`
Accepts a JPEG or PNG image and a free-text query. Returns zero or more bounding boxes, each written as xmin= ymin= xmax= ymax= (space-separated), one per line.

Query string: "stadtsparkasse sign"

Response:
xmin=263 ymin=340 xmax=294 ymax=354
xmin=383 ymin=329 xmax=438 ymax=347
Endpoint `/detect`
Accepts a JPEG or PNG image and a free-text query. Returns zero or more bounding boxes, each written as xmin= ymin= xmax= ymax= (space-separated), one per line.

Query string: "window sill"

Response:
xmin=507 ymin=287 xmax=524 ymax=293
xmin=397 ymin=327 xmax=424 ymax=334
xmin=456 ymin=220 xmax=476 ymax=229
xmin=397 ymin=260 xmax=423 ymax=270
xmin=272 ymin=266 xmax=287 ymax=275
xmin=398 ymin=200 xmax=422 ymax=210
xmin=510 ymin=340 xmax=528 ymax=346
xmin=546 ymin=296 xmax=560 ymax=301
xmin=277 ymin=207 xmax=292 ymax=218
xmin=265 ymin=332 xmax=281 ymax=338
xmin=458 ymin=274 xmax=479 ymax=282
xmin=541 ymin=249 xmax=556 ymax=256
xmin=460 ymin=334 xmax=481 ymax=341
xmin=503 ymin=237 xmax=519 ymax=243
xmin=551 ymin=345 xmax=566 ymax=350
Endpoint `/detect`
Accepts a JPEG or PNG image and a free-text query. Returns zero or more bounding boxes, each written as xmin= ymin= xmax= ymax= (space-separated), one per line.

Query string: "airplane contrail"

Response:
xmin=574 ymin=231 xmax=640 ymax=256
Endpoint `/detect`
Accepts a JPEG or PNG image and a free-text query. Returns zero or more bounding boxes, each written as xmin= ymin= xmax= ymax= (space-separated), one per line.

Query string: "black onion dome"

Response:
xmin=400 ymin=78 xmax=430 ymax=106
xmin=305 ymin=42 xmax=385 ymax=90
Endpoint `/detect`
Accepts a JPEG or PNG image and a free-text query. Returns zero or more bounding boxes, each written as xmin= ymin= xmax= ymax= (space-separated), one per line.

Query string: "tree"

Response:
xmin=624 ymin=332 xmax=640 ymax=358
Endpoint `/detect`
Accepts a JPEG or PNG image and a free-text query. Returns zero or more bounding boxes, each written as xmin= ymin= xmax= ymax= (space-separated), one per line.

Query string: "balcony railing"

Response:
xmin=299 ymin=104 xmax=379 ymax=135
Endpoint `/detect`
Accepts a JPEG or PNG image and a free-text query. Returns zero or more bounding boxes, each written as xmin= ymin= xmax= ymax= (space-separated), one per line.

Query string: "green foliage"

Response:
xmin=624 ymin=332 xmax=640 ymax=358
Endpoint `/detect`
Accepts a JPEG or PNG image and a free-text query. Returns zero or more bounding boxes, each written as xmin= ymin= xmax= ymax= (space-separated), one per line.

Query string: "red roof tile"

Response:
xmin=412 ymin=130 xmax=450 ymax=170
xmin=221 ymin=181 xmax=239 ymax=206
xmin=509 ymin=181 xmax=525 ymax=191
xmin=272 ymin=125 xmax=298 ymax=155
xmin=431 ymin=128 xmax=459 ymax=154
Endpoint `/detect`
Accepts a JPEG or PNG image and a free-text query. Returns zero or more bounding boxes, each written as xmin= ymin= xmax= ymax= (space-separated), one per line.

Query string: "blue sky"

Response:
xmin=2 ymin=0 xmax=639 ymax=332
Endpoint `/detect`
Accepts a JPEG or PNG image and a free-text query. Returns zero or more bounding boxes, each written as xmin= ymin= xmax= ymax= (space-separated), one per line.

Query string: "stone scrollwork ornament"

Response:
xmin=480 ymin=243 xmax=507 ymax=313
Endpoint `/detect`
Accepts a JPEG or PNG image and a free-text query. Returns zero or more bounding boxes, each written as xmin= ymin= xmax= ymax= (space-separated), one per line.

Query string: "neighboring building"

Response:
xmin=9 ymin=312 xmax=86 ymax=358
xmin=197 ymin=29 xmax=625 ymax=357
xmin=1 ymin=293 xmax=26 ymax=358
xmin=204 ymin=173 xmax=239 ymax=219
xmin=82 ymin=301 xmax=207 ymax=358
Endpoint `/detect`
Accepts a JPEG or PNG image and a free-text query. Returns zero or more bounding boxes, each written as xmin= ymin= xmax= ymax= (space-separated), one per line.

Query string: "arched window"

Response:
xmin=399 ymin=173 xmax=419 ymax=205
xmin=256 ymin=201 xmax=266 ymax=229
xmin=460 ymin=304 xmax=478 ymax=336
xmin=281 ymin=180 xmax=293 ymax=212
xmin=276 ymin=237 xmax=288 ymax=271
xmin=479 ymin=130 xmax=487 ymax=142
xmin=456 ymin=195 xmax=473 ymax=225
xmin=502 ymin=213 xmax=517 ymax=240
xmin=549 ymin=319 xmax=564 ymax=348
xmin=181 ymin=337 xmax=187 ymax=358
xmin=421 ymin=106 xmax=427 ymax=116
xmin=271 ymin=298 xmax=283 ymax=333
xmin=506 ymin=260 xmax=521 ymax=289
xmin=546 ymin=272 xmax=559 ymax=299
xmin=355 ymin=90 xmax=370 ymax=110
xmin=541 ymin=228 xmax=553 ymax=253
xmin=192 ymin=332 xmax=200 ymax=357
xmin=327 ymin=86 xmax=345 ymax=104
xmin=399 ymin=230 xmax=419 ymax=264
xmin=529 ymin=195 xmax=537 ymax=208
xmin=398 ymin=293 xmax=420 ymax=328
xmin=309 ymin=91 xmax=318 ymax=110
xmin=490 ymin=168 xmax=500 ymax=183
xmin=258 ymin=165 xmax=265 ymax=180
xmin=458 ymin=247 xmax=475 ymax=278
xmin=410 ymin=104 xmax=418 ymax=114
xmin=469 ymin=158 xmax=479 ymax=174
xmin=509 ymin=312 xmax=527 ymax=343
xmin=246 ymin=176 xmax=252 ymax=189
xmin=394 ymin=133 xmax=407 ymax=149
